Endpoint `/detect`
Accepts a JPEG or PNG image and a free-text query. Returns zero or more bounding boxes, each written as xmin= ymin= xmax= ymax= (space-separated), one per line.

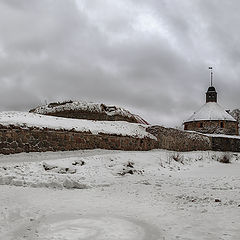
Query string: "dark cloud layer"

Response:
xmin=0 ymin=0 xmax=240 ymax=126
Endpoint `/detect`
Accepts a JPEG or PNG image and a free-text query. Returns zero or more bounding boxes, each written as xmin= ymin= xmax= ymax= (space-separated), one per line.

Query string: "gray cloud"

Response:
xmin=0 ymin=0 xmax=239 ymax=127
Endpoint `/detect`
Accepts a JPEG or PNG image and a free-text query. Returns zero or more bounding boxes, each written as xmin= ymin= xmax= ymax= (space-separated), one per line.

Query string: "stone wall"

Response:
xmin=211 ymin=136 xmax=240 ymax=152
xmin=147 ymin=126 xmax=212 ymax=152
xmin=147 ymin=125 xmax=240 ymax=153
xmin=0 ymin=125 xmax=157 ymax=155
xmin=1 ymin=124 xmax=240 ymax=155
xmin=184 ymin=120 xmax=238 ymax=135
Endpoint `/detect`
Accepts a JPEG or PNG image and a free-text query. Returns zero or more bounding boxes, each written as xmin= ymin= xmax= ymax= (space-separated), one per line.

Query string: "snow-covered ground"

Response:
xmin=0 ymin=111 xmax=154 ymax=139
xmin=0 ymin=149 xmax=240 ymax=239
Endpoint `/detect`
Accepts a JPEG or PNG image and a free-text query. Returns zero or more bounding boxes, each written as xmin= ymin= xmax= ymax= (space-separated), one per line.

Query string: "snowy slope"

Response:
xmin=0 ymin=111 xmax=155 ymax=139
xmin=186 ymin=102 xmax=236 ymax=122
xmin=31 ymin=101 xmax=136 ymax=120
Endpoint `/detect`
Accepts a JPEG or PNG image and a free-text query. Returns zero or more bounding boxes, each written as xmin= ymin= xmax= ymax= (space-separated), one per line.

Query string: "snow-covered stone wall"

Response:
xmin=0 ymin=125 xmax=157 ymax=155
xmin=147 ymin=126 xmax=212 ymax=152
xmin=147 ymin=125 xmax=240 ymax=152
xmin=1 ymin=122 xmax=240 ymax=155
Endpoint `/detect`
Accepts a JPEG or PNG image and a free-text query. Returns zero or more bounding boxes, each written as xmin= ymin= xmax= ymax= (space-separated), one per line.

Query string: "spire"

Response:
xmin=209 ymin=66 xmax=213 ymax=86
xmin=206 ymin=67 xmax=217 ymax=103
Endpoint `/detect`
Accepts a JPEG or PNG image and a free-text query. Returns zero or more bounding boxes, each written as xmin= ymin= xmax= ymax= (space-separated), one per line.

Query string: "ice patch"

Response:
xmin=36 ymin=215 xmax=160 ymax=240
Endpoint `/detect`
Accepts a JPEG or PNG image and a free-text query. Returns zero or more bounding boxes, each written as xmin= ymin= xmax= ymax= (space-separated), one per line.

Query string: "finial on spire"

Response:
xmin=209 ymin=67 xmax=213 ymax=86
xmin=206 ymin=67 xmax=217 ymax=103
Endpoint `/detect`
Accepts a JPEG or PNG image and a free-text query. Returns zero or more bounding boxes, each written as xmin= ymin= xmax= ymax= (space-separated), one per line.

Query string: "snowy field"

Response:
xmin=0 ymin=149 xmax=240 ymax=239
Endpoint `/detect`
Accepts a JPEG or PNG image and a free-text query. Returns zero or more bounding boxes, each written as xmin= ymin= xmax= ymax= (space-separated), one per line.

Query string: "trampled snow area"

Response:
xmin=0 ymin=111 xmax=154 ymax=139
xmin=185 ymin=102 xmax=236 ymax=122
xmin=1 ymin=149 xmax=240 ymax=239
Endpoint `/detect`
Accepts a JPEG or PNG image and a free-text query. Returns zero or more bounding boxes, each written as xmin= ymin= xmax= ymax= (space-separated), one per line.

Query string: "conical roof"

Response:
xmin=185 ymin=102 xmax=236 ymax=123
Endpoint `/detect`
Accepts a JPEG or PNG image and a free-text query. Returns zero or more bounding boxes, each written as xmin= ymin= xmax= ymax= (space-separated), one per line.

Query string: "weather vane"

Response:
xmin=209 ymin=67 xmax=213 ymax=86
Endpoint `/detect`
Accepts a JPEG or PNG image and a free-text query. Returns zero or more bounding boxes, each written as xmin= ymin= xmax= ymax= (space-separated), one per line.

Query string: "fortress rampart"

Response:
xmin=1 ymin=124 xmax=240 ymax=155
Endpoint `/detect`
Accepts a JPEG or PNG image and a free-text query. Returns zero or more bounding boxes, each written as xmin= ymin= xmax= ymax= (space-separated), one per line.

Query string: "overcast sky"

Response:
xmin=0 ymin=0 xmax=240 ymax=127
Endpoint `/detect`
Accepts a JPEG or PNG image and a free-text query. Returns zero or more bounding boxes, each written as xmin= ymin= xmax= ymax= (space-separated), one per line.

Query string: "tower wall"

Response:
xmin=206 ymin=88 xmax=217 ymax=102
xmin=184 ymin=120 xmax=238 ymax=135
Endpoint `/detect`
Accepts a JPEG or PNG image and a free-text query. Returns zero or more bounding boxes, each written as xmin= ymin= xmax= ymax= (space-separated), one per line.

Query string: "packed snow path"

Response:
xmin=0 ymin=150 xmax=240 ymax=239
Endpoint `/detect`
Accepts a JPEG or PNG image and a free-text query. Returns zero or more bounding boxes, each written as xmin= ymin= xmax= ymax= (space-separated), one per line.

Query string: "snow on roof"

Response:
xmin=185 ymin=102 xmax=236 ymax=123
xmin=0 ymin=111 xmax=155 ymax=139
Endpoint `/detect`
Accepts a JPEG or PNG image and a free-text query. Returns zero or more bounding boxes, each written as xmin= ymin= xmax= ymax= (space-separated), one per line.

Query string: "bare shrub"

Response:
xmin=172 ymin=152 xmax=184 ymax=164
xmin=218 ymin=153 xmax=232 ymax=164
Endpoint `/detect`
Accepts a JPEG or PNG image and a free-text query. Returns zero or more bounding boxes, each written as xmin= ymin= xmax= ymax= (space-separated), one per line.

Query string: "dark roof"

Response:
xmin=207 ymin=86 xmax=216 ymax=92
